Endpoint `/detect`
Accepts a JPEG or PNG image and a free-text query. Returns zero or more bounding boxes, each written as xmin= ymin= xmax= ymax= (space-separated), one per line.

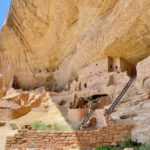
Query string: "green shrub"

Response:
xmin=138 ymin=143 xmax=150 ymax=150
xmin=30 ymin=121 xmax=51 ymax=131
xmin=30 ymin=121 xmax=76 ymax=131
xmin=50 ymin=122 xmax=75 ymax=131
xmin=117 ymin=138 xmax=137 ymax=150
xmin=96 ymin=138 xmax=139 ymax=150
xmin=96 ymin=146 xmax=115 ymax=150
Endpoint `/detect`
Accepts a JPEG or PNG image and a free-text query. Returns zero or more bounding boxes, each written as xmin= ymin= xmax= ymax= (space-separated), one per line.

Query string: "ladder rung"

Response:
xmin=79 ymin=75 xmax=136 ymax=129
xmin=109 ymin=75 xmax=135 ymax=110
xmin=78 ymin=100 xmax=100 ymax=129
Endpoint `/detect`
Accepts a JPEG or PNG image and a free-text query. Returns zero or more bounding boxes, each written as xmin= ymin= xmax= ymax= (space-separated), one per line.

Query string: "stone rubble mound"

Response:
xmin=0 ymin=87 xmax=51 ymax=120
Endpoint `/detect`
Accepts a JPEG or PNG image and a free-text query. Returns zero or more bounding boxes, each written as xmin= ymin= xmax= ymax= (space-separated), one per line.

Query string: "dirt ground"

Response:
xmin=0 ymin=126 xmax=17 ymax=150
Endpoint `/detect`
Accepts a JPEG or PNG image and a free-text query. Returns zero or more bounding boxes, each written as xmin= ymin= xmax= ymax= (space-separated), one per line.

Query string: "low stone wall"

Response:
xmin=5 ymin=123 xmax=133 ymax=150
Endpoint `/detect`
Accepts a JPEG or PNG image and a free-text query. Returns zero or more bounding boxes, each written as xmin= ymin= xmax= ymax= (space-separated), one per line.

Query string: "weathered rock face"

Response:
xmin=0 ymin=0 xmax=150 ymax=88
xmin=137 ymin=56 xmax=150 ymax=90
xmin=111 ymin=91 xmax=150 ymax=143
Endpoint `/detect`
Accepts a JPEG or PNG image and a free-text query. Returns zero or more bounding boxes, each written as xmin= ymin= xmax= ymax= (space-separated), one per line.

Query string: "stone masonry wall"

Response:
xmin=113 ymin=58 xmax=134 ymax=76
xmin=6 ymin=124 xmax=133 ymax=150
xmin=78 ymin=57 xmax=113 ymax=81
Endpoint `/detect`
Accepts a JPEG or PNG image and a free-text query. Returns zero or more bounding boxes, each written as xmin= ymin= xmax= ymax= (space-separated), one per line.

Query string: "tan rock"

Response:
xmin=137 ymin=56 xmax=150 ymax=89
xmin=0 ymin=0 xmax=150 ymax=146
xmin=120 ymin=113 xmax=137 ymax=119
xmin=0 ymin=0 xmax=149 ymax=88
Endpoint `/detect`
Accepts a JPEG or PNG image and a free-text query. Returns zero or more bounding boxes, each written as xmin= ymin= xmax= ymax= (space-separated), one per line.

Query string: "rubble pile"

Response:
xmin=69 ymin=95 xmax=88 ymax=109
xmin=0 ymin=87 xmax=51 ymax=120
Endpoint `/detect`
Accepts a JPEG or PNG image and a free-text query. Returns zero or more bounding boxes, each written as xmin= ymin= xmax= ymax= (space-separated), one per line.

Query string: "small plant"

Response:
xmin=30 ymin=121 xmax=76 ymax=131
xmin=117 ymin=138 xmax=137 ymax=149
xmin=96 ymin=146 xmax=115 ymax=150
xmin=96 ymin=138 xmax=140 ymax=150
xmin=138 ymin=143 xmax=150 ymax=150
xmin=50 ymin=122 xmax=75 ymax=131
xmin=30 ymin=121 xmax=51 ymax=131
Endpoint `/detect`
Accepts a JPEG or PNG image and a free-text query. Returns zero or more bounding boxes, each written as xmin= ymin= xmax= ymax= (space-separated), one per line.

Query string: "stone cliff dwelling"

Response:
xmin=70 ymin=57 xmax=135 ymax=94
xmin=0 ymin=0 xmax=150 ymax=150
xmin=0 ymin=54 xmax=139 ymax=150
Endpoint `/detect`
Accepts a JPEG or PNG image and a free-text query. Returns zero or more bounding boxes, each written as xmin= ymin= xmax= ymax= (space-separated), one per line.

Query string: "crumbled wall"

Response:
xmin=0 ymin=88 xmax=51 ymax=120
xmin=5 ymin=124 xmax=133 ymax=150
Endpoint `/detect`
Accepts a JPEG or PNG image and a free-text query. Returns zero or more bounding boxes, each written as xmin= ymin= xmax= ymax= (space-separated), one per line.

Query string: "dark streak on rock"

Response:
xmin=7 ymin=6 xmax=31 ymax=52
xmin=6 ymin=5 xmax=34 ymax=74
xmin=21 ymin=0 xmax=50 ymax=26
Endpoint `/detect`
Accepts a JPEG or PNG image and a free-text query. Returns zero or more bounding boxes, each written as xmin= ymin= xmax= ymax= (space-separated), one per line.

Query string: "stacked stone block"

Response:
xmin=6 ymin=123 xmax=133 ymax=150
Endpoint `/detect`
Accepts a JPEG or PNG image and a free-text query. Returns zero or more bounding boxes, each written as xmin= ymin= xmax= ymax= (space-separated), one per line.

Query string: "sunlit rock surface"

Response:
xmin=0 ymin=0 xmax=150 ymax=88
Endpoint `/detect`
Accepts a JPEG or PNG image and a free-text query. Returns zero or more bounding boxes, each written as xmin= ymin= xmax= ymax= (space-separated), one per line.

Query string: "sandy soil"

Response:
xmin=0 ymin=126 xmax=17 ymax=150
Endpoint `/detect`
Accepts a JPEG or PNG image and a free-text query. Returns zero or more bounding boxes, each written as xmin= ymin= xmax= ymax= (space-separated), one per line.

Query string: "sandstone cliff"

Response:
xmin=0 ymin=0 xmax=150 ymax=88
